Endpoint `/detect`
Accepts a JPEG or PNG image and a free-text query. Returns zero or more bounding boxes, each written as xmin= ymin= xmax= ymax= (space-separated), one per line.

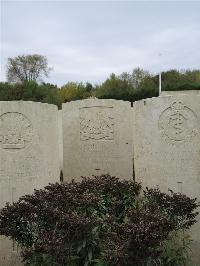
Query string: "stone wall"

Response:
xmin=0 ymin=101 xmax=60 ymax=265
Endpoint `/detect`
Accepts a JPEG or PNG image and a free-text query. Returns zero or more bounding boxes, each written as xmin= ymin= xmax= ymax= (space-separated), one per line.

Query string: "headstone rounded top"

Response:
xmin=62 ymin=98 xmax=131 ymax=108
xmin=0 ymin=100 xmax=58 ymax=110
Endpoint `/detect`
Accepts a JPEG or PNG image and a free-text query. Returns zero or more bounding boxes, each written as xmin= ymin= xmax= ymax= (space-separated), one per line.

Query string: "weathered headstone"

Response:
xmin=161 ymin=90 xmax=200 ymax=96
xmin=133 ymin=95 xmax=200 ymax=263
xmin=58 ymin=110 xmax=63 ymax=174
xmin=62 ymin=99 xmax=133 ymax=181
xmin=0 ymin=101 xmax=60 ymax=265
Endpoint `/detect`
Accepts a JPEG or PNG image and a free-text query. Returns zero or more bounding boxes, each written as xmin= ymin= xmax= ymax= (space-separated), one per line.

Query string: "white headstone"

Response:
xmin=133 ymin=95 xmax=200 ymax=263
xmin=62 ymin=99 xmax=133 ymax=181
xmin=0 ymin=101 xmax=60 ymax=265
xmin=58 ymin=110 xmax=63 ymax=173
xmin=161 ymin=90 xmax=200 ymax=96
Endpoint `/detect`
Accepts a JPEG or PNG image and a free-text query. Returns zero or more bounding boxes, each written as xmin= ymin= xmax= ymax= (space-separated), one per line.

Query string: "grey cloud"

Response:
xmin=1 ymin=1 xmax=200 ymax=86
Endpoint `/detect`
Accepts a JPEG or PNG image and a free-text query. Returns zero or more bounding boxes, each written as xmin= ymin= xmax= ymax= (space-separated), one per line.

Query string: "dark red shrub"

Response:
xmin=0 ymin=175 xmax=198 ymax=266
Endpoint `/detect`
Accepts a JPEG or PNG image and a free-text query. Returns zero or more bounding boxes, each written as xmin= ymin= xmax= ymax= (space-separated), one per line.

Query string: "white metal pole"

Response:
xmin=159 ymin=71 xmax=162 ymax=95
xmin=159 ymin=53 xmax=162 ymax=95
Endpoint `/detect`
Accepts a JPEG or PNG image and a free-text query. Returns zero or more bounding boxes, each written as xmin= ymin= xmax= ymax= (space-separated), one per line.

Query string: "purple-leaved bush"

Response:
xmin=0 ymin=175 xmax=199 ymax=266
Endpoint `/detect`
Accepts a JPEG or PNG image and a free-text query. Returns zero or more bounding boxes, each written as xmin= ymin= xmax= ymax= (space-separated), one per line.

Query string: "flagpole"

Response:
xmin=159 ymin=71 xmax=162 ymax=95
xmin=158 ymin=53 xmax=162 ymax=95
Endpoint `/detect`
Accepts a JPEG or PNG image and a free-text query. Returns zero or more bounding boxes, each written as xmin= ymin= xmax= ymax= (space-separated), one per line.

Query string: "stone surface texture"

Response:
xmin=133 ymin=95 xmax=200 ymax=264
xmin=161 ymin=90 xmax=200 ymax=96
xmin=62 ymin=99 xmax=133 ymax=181
xmin=0 ymin=101 xmax=60 ymax=265
xmin=58 ymin=110 xmax=63 ymax=172
xmin=0 ymin=94 xmax=200 ymax=265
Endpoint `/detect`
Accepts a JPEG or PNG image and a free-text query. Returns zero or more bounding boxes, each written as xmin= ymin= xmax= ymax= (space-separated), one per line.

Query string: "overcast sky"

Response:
xmin=1 ymin=1 xmax=200 ymax=86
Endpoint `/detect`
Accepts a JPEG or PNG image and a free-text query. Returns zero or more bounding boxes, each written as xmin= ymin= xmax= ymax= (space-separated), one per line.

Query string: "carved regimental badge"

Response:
xmin=0 ymin=112 xmax=33 ymax=150
xmin=159 ymin=101 xmax=198 ymax=144
xmin=80 ymin=108 xmax=114 ymax=141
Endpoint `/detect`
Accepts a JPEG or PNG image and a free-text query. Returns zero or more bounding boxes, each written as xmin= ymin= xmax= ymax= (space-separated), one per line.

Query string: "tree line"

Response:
xmin=1 ymin=54 xmax=200 ymax=108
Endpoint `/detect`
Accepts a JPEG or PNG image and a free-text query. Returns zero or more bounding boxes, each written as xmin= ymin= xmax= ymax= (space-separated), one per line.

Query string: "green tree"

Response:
xmin=95 ymin=71 xmax=158 ymax=102
xmin=0 ymin=82 xmax=23 ymax=100
xmin=154 ymin=69 xmax=200 ymax=91
xmin=58 ymin=82 xmax=93 ymax=102
xmin=0 ymin=81 xmax=62 ymax=108
xmin=119 ymin=67 xmax=151 ymax=88
xmin=95 ymin=73 xmax=132 ymax=101
xmin=6 ymin=54 xmax=52 ymax=83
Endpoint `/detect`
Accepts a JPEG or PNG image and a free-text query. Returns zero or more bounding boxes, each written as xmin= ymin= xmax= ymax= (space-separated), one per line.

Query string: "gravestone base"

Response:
xmin=0 ymin=237 xmax=23 ymax=266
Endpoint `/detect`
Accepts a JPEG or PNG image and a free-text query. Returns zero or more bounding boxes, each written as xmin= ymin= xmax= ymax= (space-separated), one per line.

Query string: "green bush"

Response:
xmin=0 ymin=175 xmax=199 ymax=266
xmin=0 ymin=81 xmax=62 ymax=108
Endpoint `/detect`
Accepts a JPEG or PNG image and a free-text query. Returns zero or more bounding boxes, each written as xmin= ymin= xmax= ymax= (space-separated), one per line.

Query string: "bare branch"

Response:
xmin=6 ymin=54 xmax=52 ymax=83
